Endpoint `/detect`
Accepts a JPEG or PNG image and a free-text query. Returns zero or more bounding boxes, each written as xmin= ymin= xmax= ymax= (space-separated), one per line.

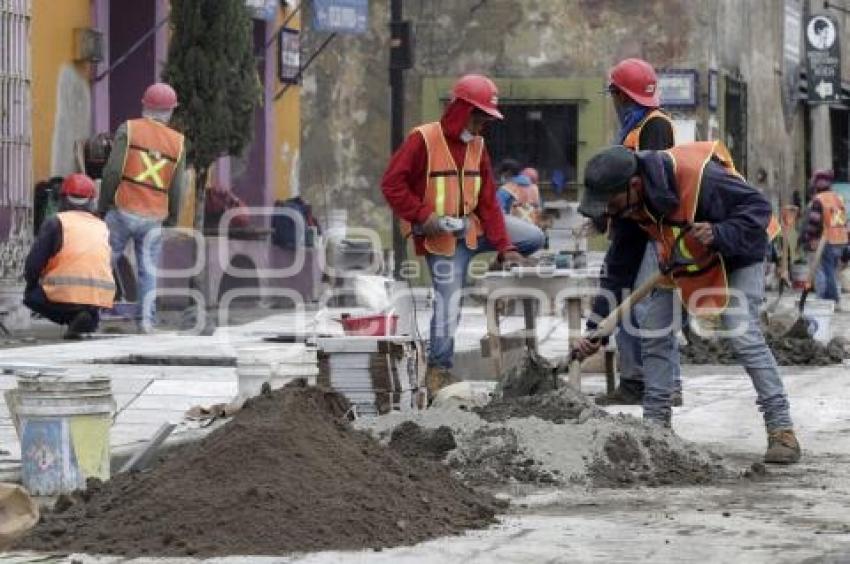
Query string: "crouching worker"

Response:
xmin=24 ymin=174 xmax=115 ymax=339
xmin=575 ymin=142 xmax=800 ymax=464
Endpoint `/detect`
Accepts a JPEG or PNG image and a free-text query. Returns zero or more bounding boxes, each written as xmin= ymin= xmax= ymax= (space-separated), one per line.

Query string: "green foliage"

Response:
xmin=163 ymin=0 xmax=262 ymax=173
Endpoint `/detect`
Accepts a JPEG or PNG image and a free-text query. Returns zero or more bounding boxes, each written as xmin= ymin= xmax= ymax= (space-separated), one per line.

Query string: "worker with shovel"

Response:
xmin=802 ymin=170 xmax=848 ymax=303
xmin=575 ymin=142 xmax=800 ymax=464
xmin=381 ymin=74 xmax=545 ymax=402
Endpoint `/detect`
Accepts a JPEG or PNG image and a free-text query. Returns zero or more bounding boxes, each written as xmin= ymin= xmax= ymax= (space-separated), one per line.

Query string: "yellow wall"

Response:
xmin=272 ymin=8 xmax=300 ymax=201
xmin=30 ymin=0 xmax=92 ymax=182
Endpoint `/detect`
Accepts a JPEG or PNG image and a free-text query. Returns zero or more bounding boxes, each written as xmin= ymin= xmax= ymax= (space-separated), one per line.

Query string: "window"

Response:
xmin=0 ymin=0 xmax=32 ymax=208
xmin=483 ymin=102 xmax=579 ymax=193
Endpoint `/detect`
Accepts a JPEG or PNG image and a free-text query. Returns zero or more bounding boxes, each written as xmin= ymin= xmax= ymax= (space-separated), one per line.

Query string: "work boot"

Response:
xmin=764 ymin=428 xmax=801 ymax=464
xmin=595 ymin=381 xmax=643 ymax=406
xmin=64 ymin=311 xmax=94 ymax=340
xmin=425 ymin=366 xmax=458 ymax=404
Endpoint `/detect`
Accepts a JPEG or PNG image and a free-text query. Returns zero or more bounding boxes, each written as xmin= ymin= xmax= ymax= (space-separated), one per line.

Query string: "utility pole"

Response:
xmin=389 ymin=0 xmax=412 ymax=279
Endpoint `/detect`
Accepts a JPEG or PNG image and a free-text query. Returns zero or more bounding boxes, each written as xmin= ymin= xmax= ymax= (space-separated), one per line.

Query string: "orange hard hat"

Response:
xmin=61 ymin=174 xmax=96 ymax=199
xmin=608 ymin=58 xmax=660 ymax=108
xmin=141 ymin=82 xmax=178 ymax=110
xmin=451 ymin=74 xmax=503 ymax=119
xmin=521 ymin=167 xmax=539 ymax=184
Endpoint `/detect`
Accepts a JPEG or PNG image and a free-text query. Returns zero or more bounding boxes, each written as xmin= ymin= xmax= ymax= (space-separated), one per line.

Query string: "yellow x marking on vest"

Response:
xmin=134 ymin=151 xmax=168 ymax=188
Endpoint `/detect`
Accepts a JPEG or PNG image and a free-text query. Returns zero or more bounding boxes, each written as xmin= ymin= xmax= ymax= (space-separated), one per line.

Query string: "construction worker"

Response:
xmin=803 ymin=169 xmax=848 ymax=303
xmin=381 ymin=74 xmax=545 ymax=400
xmin=24 ymin=174 xmax=115 ymax=339
xmin=595 ymin=57 xmax=682 ymax=407
xmin=498 ymin=166 xmax=543 ymax=226
xmin=98 ymin=82 xmax=186 ymax=331
xmin=576 ymin=142 xmax=800 ymax=464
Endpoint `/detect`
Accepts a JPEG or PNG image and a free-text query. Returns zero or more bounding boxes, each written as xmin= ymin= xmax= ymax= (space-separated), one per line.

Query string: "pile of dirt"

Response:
xmin=681 ymin=332 xmax=847 ymax=365
xmin=360 ymin=387 xmax=728 ymax=489
xmin=18 ymin=383 xmax=501 ymax=557
xmin=388 ymin=421 xmax=456 ymax=460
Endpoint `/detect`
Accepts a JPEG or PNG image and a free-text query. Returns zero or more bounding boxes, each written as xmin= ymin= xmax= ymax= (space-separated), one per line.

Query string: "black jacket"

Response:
xmin=590 ymin=154 xmax=771 ymax=324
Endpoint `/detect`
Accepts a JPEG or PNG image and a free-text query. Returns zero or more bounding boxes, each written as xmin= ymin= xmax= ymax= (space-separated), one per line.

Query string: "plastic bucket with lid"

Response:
xmin=14 ymin=374 xmax=115 ymax=496
xmin=803 ymin=298 xmax=835 ymax=344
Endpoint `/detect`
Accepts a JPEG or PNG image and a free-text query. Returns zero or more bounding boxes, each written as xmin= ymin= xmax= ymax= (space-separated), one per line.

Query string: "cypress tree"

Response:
xmin=162 ymin=0 xmax=262 ymax=231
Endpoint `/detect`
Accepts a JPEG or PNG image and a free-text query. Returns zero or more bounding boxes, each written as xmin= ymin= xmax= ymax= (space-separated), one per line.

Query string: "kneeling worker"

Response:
xmin=24 ymin=174 xmax=115 ymax=339
xmin=575 ymin=142 xmax=800 ymax=464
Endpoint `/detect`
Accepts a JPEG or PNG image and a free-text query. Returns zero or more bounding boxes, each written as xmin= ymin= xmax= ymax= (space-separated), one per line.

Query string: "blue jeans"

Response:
xmin=814 ymin=243 xmax=841 ymax=303
xmin=426 ymin=216 xmax=545 ymax=368
xmin=105 ymin=209 xmax=163 ymax=326
xmin=615 ymin=243 xmax=682 ymax=392
xmin=641 ymin=261 xmax=793 ymax=430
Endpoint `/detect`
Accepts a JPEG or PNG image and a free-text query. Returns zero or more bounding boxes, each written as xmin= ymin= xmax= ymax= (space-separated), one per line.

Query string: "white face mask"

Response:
xmin=459 ymin=129 xmax=474 ymax=144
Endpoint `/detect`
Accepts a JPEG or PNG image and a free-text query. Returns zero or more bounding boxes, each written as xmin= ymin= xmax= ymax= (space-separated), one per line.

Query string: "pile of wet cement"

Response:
xmin=681 ymin=332 xmax=847 ymax=365
xmin=364 ymin=358 xmax=727 ymax=489
xmin=18 ymin=383 xmax=500 ymax=557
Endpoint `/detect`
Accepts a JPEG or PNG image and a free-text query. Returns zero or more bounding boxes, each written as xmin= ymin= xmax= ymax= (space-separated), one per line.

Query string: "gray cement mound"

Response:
xmin=358 ymin=388 xmax=729 ymax=489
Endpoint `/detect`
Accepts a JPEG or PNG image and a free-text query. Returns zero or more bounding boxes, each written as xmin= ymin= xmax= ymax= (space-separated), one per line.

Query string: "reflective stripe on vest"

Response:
xmin=41 ymin=211 xmax=115 ymax=308
xmin=116 ymin=118 xmax=184 ymax=220
xmin=814 ymin=191 xmax=849 ymax=244
xmin=622 ymin=109 xmax=675 ymax=150
xmin=639 ymin=141 xmax=734 ymax=316
xmin=399 ymin=122 xmax=486 ymax=256
xmin=502 ymin=182 xmax=542 ymax=225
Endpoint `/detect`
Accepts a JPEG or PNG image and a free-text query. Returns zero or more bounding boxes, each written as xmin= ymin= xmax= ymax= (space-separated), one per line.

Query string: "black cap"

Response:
xmin=579 ymin=145 xmax=638 ymax=220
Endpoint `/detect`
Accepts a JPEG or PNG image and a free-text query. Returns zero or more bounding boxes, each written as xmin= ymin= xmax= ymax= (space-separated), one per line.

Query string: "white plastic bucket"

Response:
xmin=803 ymin=298 xmax=835 ymax=344
xmin=14 ymin=375 xmax=115 ymax=496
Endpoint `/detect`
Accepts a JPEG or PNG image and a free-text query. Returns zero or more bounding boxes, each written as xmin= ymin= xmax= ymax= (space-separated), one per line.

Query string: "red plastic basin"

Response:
xmin=338 ymin=313 xmax=399 ymax=336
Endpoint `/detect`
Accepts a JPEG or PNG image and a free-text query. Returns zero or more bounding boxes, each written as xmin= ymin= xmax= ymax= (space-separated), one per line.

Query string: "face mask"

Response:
xmin=460 ymin=129 xmax=474 ymax=144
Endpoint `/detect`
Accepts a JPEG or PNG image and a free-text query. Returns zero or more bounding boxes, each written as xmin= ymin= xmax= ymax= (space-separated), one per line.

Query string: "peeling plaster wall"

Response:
xmin=50 ymin=65 xmax=91 ymax=177
xmin=302 ymin=0 xmax=847 ymax=236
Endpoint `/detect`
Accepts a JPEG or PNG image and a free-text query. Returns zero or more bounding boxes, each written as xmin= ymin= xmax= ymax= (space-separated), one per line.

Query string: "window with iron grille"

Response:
xmin=483 ymin=101 xmax=579 ymax=194
xmin=0 ymin=0 xmax=32 ymax=209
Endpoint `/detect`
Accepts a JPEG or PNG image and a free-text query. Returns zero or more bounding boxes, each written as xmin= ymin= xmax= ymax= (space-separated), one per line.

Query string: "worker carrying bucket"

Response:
xmin=572 ymin=142 xmax=801 ymax=464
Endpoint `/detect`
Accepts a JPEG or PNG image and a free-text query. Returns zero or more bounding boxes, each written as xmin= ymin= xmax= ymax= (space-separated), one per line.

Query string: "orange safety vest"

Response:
xmin=41 ymin=211 xmax=115 ymax=308
xmin=638 ymin=141 xmax=740 ymax=316
xmin=116 ymin=118 xmax=184 ymax=220
xmin=814 ymin=191 xmax=849 ymax=244
xmin=622 ymin=109 xmax=675 ymax=150
xmin=399 ymin=122 xmax=485 ymax=256
xmin=501 ymin=181 xmax=542 ymax=225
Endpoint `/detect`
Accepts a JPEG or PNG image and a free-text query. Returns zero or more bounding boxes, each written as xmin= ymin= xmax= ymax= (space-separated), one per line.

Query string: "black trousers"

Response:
xmin=24 ymin=286 xmax=100 ymax=332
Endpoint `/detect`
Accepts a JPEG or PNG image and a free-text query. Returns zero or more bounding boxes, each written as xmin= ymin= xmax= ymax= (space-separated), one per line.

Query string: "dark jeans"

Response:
xmin=24 ymin=286 xmax=100 ymax=331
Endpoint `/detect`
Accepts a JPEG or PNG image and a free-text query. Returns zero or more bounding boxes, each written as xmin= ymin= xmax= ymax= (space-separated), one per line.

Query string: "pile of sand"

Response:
xmin=681 ymin=333 xmax=847 ymax=366
xmin=17 ymin=383 xmax=501 ymax=557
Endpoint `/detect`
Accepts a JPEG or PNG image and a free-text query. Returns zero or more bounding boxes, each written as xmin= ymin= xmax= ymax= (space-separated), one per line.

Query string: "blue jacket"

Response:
xmin=590 ymin=153 xmax=770 ymax=324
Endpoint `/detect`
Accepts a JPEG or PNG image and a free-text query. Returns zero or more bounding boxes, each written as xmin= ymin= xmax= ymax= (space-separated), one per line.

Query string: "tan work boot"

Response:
xmin=425 ymin=366 xmax=458 ymax=404
xmin=764 ymin=428 xmax=801 ymax=464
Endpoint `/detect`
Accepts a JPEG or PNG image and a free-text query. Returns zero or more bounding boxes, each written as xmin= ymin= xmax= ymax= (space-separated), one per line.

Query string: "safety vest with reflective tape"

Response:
xmin=622 ymin=109 xmax=674 ymax=151
xmin=638 ymin=141 xmax=739 ymax=316
xmin=814 ymin=191 xmax=849 ymax=244
xmin=400 ymin=122 xmax=485 ymax=256
xmin=501 ymin=181 xmax=542 ymax=226
xmin=116 ymin=118 xmax=184 ymax=220
xmin=41 ymin=211 xmax=115 ymax=308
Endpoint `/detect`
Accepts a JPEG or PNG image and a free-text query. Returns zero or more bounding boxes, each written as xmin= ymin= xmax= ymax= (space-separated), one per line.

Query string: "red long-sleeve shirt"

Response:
xmin=380 ymin=100 xmax=512 ymax=256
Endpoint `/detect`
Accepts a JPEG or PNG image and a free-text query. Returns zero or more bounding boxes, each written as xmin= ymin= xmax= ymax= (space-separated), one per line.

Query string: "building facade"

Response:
xmin=301 ymin=0 xmax=850 ymax=244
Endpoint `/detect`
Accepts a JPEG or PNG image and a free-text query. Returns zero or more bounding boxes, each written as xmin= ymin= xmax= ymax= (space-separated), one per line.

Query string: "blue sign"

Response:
xmin=313 ymin=0 xmax=369 ymax=34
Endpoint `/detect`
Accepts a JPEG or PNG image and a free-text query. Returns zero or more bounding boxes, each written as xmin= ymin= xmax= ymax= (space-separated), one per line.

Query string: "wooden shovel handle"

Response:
xmin=588 ymin=271 xmax=667 ymax=341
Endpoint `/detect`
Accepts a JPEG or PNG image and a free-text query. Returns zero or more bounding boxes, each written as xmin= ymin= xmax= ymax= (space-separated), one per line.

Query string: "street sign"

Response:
xmin=313 ymin=0 xmax=369 ymax=34
xmin=805 ymin=14 xmax=841 ymax=103
xmin=657 ymin=69 xmax=698 ymax=108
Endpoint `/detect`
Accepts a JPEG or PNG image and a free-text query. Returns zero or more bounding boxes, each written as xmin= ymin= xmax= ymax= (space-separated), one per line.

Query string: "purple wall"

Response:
xmin=108 ymin=0 xmax=155 ymax=132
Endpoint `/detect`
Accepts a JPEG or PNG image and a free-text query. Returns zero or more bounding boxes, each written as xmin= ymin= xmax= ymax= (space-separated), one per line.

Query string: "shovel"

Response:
xmin=553 ymin=228 xmax=706 ymax=384
xmin=768 ymin=232 xmax=828 ymax=338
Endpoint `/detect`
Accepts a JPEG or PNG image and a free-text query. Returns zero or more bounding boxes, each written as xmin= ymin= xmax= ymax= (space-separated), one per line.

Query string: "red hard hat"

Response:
xmin=521 ymin=167 xmax=539 ymax=184
xmin=141 ymin=82 xmax=178 ymax=110
xmin=61 ymin=174 xmax=96 ymax=199
xmin=451 ymin=74 xmax=503 ymax=119
xmin=608 ymin=58 xmax=660 ymax=108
